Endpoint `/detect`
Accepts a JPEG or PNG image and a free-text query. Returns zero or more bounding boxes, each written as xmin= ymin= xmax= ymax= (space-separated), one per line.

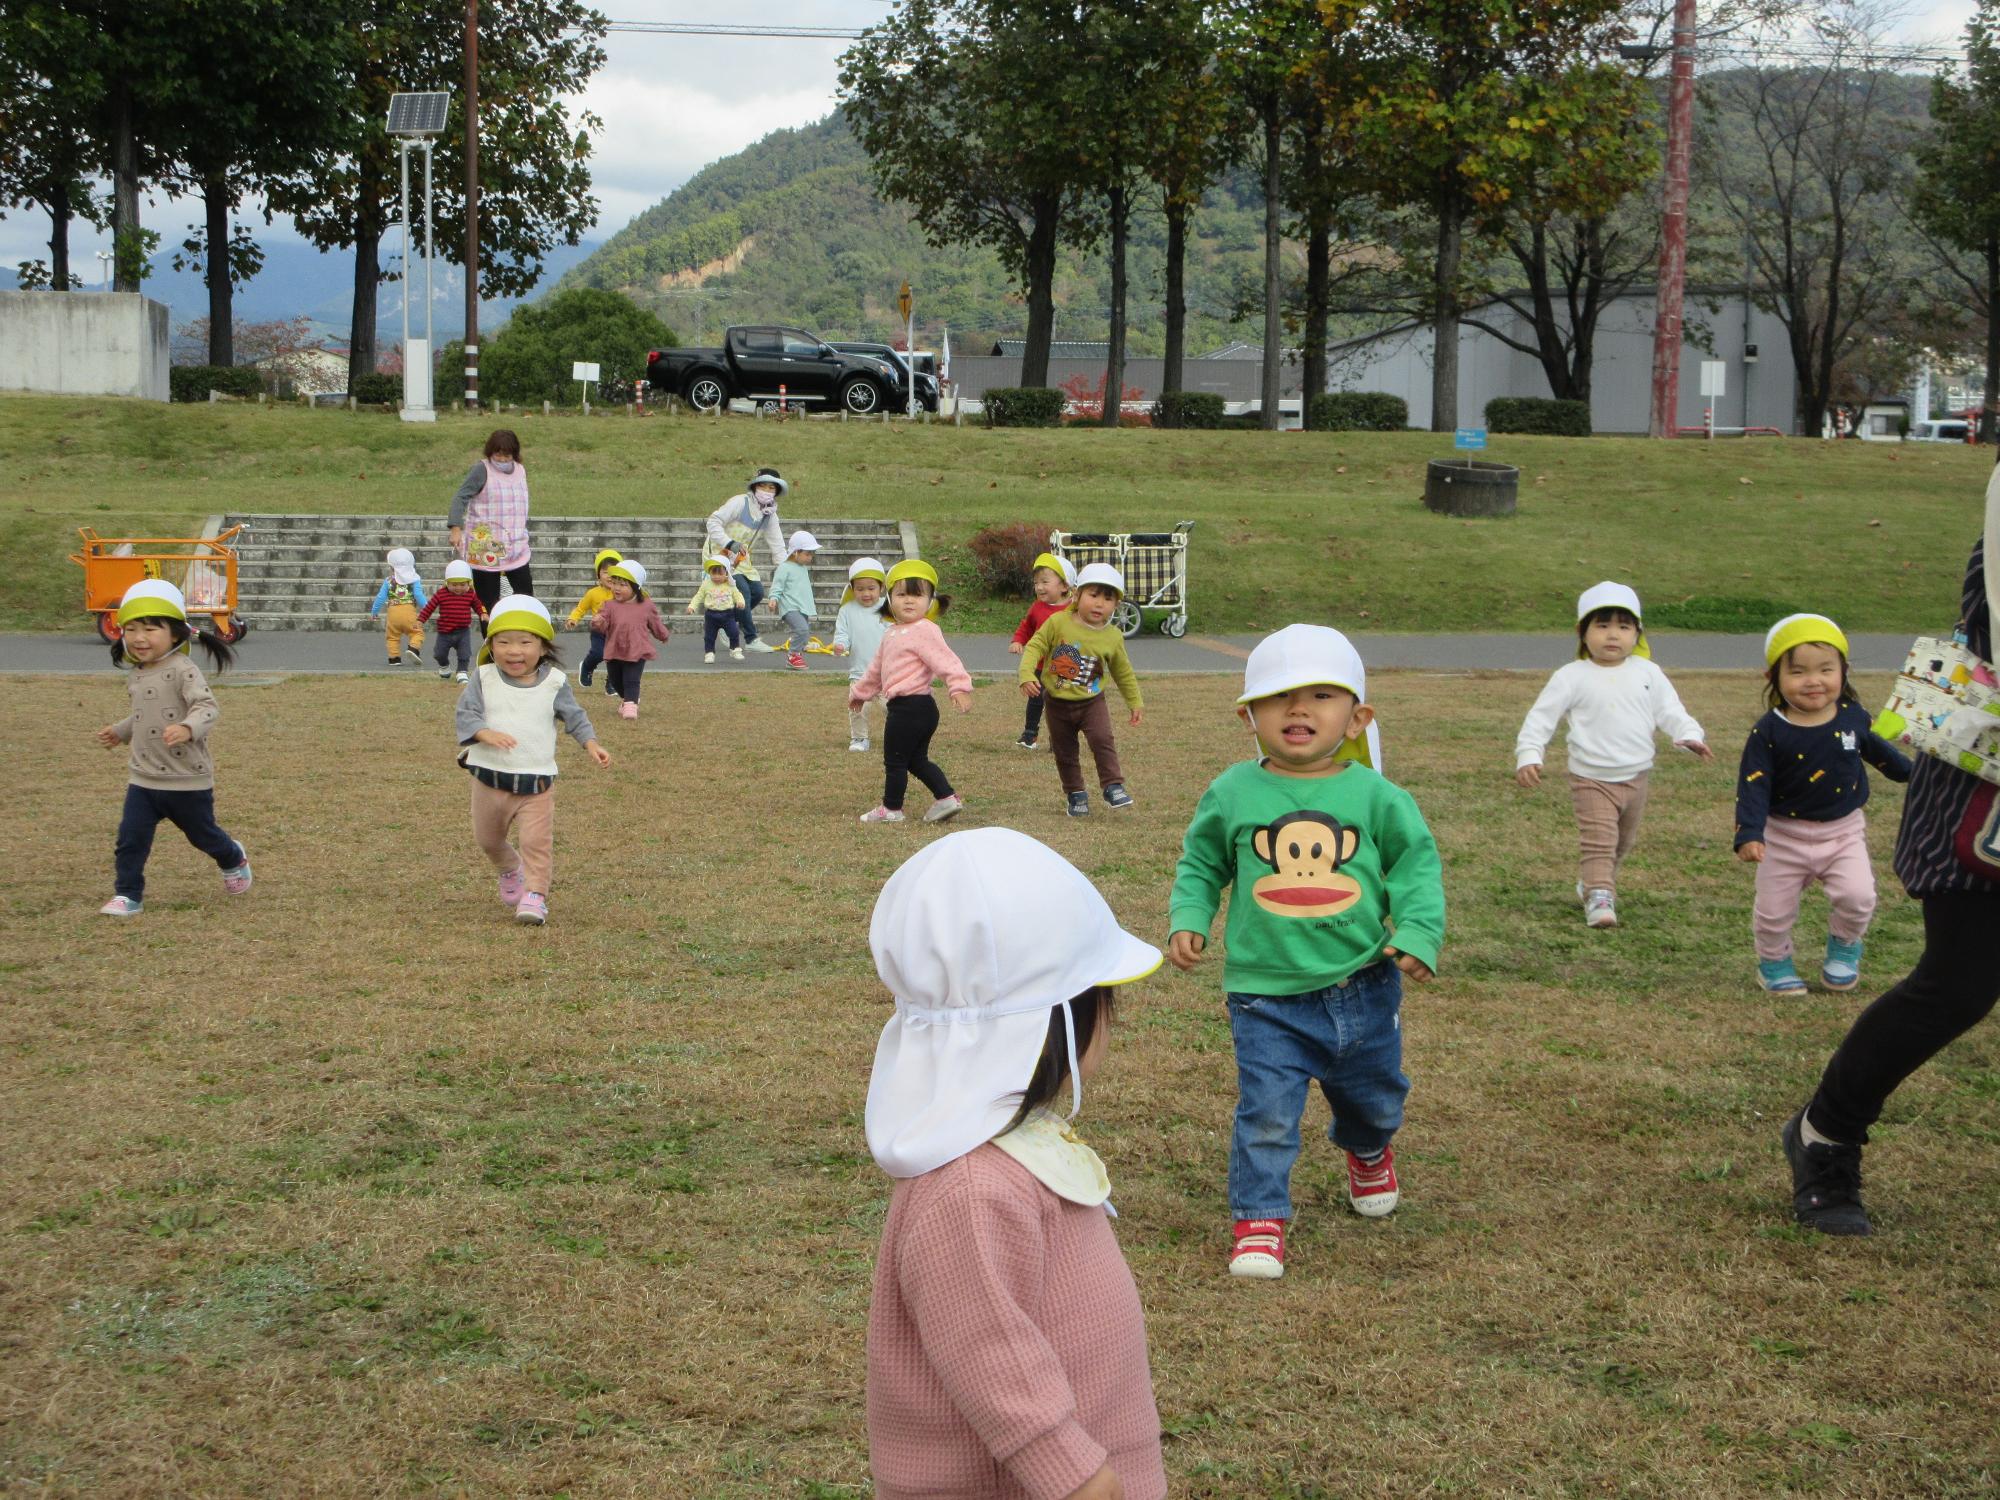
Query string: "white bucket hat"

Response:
xmin=787 ymin=530 xmax=821 ymax=554
xmin=865 ymin=828 xmax=1162 ymax=1179
xmin=1237 ymin=623 xmax=1383 ymax=771
xmin=443 ymin=559 xmax=473 ymax=582
xmin=848 ymin=555 xmax=885 ymax=581
xmin=1074 ymin=561 xmax=1125 ymax=595
xmin=386 ymin=547 xmax=419 ymax=585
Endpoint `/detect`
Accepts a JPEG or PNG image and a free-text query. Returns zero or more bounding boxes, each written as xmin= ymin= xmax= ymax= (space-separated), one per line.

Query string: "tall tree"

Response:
xmin=0 ymin=7 xmax=102 ymax=291
xmin=266 ymin=0 xmax=606 ymax=388
xmin=1341 ymin=0 xmax=1637 ymax=430
xmin=1910 ymin=0 xmax=2000 ymax=442
xmin=840 ymin=0 xmax=1102 ymax=389
xmin=1144 ymin=0 xmax=1235 ymax=397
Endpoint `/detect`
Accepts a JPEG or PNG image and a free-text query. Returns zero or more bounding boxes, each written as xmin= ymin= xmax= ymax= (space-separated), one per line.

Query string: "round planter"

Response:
xmin=1424 ymin=458 xmax=1519 ymax=518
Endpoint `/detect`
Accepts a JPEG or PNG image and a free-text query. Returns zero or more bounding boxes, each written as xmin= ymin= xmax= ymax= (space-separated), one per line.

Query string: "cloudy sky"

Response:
xmin=0 ymin=0 xmax=1980 ymax=280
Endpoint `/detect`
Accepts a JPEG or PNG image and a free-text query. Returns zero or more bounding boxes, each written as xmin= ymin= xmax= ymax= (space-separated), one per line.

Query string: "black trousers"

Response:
xmin=579 ymin=631 xmax=605 ymax=684
xmin=472 ymin=564 xmax=533 ymax=615
xmin=1020 ymin=690 xmax=1045 ymax=741
xmin=703 ymin=609 xmax=743 ymax=651
xmin=606 ymin=659 xmax=645 ymax=703
xmin=734 ymin=576 xmax=765 ymax=644
xmin=1809 ymin=891 xmax=2000 ymax=1143
xmin=115 ymin=784 xmax=239 ymax=901
xmin=883 ymin=693 xmax=953 ymax=810
xmin=433 ymin=628 xmax=473 ymax=673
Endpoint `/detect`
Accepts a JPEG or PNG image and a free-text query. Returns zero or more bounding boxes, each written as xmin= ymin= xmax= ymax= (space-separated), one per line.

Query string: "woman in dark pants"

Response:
xmin=448 ymin=429 xmax=535 ymax=614
xmin=1782 ymin=471 xmax=2000 ymax=1235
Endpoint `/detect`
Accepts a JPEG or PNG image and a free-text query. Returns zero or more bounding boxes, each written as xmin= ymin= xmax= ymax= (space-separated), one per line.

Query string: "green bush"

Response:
xmin=1485 ymin=396 xmax=1592 ymax=436
xmin=1309 ymin=391 xmax=1408 ymax=431
xmin=169 ymin=365 xmax=263 ymax=403
xmin=1151 ymin=391 xmax=1225 ymax=429
xmin=983 ymin=387 xmax=1065 ymax=428
xmin=477 ymin=288 xmax=675 ymax=408
xmin=350 ymin=372 xmax=400 ymax=406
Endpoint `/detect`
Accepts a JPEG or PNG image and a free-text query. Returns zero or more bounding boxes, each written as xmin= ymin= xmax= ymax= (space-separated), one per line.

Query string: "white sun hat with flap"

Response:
xmin=1237 ymin=623 xmax=1384 ymax=772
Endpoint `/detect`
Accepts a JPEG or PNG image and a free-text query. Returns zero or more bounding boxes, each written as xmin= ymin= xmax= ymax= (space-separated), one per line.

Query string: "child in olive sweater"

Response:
xmin=1017 ymin=562 xmax=1142 ymax=817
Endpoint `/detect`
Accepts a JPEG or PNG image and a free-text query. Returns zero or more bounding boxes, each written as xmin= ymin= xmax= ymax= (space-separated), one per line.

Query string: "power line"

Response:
xmin=604 ymin=21 xmax=868 ymax=38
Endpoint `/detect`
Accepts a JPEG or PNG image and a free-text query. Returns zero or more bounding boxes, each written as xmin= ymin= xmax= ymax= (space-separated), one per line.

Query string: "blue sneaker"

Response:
xmin=1067 ymin=790 xmax=1090 ymax=817
xmin=1757 ymin=957 xmax=1808 ymax=994
xmin=1822 ymin=937 xmax=1864 ymax=992
xmin=1103 ymin=782 xmax=1134 ymax=810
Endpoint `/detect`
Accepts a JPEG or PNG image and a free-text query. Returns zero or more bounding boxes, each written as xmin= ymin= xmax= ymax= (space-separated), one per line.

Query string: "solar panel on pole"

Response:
xmin=387 ymin=92 xmax=450 ymax=137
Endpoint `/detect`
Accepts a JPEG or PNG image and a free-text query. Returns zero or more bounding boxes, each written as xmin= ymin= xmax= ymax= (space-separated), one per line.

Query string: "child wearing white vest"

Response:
xmin=453 ymin=595 xmax=610 ymax=926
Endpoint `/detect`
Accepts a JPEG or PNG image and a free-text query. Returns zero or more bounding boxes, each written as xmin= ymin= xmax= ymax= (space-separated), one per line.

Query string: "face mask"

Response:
xmin=491 ymin=458 xmax=515 ymax=473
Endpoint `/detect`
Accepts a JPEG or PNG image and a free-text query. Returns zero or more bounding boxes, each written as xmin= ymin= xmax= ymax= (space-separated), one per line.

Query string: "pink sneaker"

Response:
xmin=515 ymin=892 xmax=548 ymax=925
xmin=99 ymin=895 xmax=143 ymax=917
xmin=220 ymin=845 xmax=252 ymax=895
xmin=859 ymin=806 xmax=906 ymax=823
xmin=1345 ymin=1146 xmax=1400 ymax=1217
xmin=786 ymin=652 xmax=807 ymax=670
xmin=497 ymin=866 xmax=525 ymax=906
xmin=618 ymin=701 xmax=638 ymax=720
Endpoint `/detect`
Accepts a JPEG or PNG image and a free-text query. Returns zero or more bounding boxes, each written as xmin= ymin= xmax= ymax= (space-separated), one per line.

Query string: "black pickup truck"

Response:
xmin=646 ymin=326 xmax=901 ymax=415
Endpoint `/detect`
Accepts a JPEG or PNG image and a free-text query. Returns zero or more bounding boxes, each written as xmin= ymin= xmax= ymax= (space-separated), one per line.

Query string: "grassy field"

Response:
xmin=1 ymin=393 xmax=1992 ymax=635
xmin=2 ymin=663 xmax=1995 ymax=1497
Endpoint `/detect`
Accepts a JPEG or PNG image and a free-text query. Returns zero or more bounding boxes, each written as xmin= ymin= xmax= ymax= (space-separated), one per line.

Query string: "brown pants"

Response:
xmin=384 ymin=601 xmax=423 ymax=658
xmin=1568 ymin=772 xmax=1649 ymax=894
xmin=470 ymin=780 xmax=555 ymax=896
xmin=1044 ymin=694 xmax=1123 ymax=795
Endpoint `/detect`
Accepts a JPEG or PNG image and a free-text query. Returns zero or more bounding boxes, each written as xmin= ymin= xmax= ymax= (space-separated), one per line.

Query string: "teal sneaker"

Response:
xmin=1757 ymin=957 xmax=1808 ymax=994
xmin=1822 ymin=937 xmax=1864 ymax=992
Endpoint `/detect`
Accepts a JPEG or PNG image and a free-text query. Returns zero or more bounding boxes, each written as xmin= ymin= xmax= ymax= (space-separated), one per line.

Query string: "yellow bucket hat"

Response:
xmin=116 ymin=581 xmax=193 ymax=653
xmin=841 ymin=555 xmax=888 ymax=606
xmin=885 ymin=559 xmax=943 ymax=622
xmin=1030 ymin=551 xmax=1078 ymax=587
xmin=1764 ymin=613 xmax=1848 ymax=667
xmin=593 ymin=548 xmax=623 ymax=573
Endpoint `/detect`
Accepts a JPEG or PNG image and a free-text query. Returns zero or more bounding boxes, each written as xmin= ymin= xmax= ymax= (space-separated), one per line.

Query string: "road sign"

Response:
xmin=898 ymin=281 xmax=912 ymax=322
xmin=1454 ymin=428 xmax=1487 ymax=451
xmin=572 ymin=362 xmax=601 ymax=382
xmin=1699 ymin=360 xmax=1726 ymax=397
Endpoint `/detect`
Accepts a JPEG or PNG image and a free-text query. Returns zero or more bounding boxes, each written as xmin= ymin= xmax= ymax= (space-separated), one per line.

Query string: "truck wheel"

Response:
xmin=686 ymin=375 xmax=726 ymax=412
xmin=840 ymin=378 xmax=882 ymax=415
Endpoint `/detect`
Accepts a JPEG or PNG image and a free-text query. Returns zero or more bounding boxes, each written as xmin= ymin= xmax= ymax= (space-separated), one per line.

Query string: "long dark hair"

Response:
xmin=999 ymin=985 xmax=1115 ymax=1136
xmin=109 ymin=618 xmax=235 ymax=673
xmin=1765 ymin=643 xmax=1855 ymax=712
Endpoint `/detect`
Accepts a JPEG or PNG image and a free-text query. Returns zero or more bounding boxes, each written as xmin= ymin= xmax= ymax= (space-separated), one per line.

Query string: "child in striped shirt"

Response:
xmin=416 ymin=559 xmax=488 ymax=682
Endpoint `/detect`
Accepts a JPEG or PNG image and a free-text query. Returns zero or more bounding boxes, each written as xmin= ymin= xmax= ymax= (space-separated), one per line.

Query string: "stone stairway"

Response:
xmin=218 ymin=514 xmax=916 ymax=631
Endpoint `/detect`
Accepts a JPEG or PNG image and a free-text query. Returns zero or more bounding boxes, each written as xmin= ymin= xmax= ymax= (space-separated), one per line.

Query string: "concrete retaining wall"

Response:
xmin=0 ymin=291 xmax=170 ymax=402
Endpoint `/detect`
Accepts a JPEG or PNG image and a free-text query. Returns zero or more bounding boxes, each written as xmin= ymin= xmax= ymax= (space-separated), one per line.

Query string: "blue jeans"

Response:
xmin=1226 ymin=960 xmax=1407 ymax=1220
xmin=734 ymin=576 xmax=765 ymax=644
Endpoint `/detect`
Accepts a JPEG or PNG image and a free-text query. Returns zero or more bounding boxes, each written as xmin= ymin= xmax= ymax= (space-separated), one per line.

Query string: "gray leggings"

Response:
xmin=780 ymin=610 xmax=812 ymax=655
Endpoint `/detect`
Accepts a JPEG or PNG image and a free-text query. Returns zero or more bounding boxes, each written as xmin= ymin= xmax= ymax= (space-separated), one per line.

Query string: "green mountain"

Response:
xmin=557 ymin=112 xmax=1273 ymax=354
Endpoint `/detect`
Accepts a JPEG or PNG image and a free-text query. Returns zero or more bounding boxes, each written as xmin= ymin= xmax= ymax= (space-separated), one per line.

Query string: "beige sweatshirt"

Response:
xmin=113 ymin=656 xmax=220 ymax=790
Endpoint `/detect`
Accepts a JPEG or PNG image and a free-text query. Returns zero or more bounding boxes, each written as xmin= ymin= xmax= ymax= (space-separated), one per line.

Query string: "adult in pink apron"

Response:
xmin=448 ymin=429 xmax=534 ymax=612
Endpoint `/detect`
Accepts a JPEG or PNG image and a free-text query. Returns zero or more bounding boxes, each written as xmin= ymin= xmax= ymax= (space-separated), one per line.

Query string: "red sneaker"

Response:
xmin=1346 ymin=1146 xmax=1400 ymax=1217
xmin=1229 ymin=1218 xmax=1286 ymax=1279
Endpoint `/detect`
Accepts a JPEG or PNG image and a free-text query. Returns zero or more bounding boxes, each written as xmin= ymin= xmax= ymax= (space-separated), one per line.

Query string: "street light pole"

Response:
xmin=1647 ymin=0 xmax=1698 ymax=439
xmin=464 ymin=0 xmax=481 ymax=413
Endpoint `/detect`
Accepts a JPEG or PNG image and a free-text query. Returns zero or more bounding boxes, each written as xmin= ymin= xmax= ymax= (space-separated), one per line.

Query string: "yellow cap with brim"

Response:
xmin=594 ymin=548 xmax=623 ymax=573
xmin=116 ymin=580 xmax=193 ymax=653
xmin=885 ymin=559 xmax=943 ymax=621
xmin=1030 ymin=552 xmax=1077 ymax=587
xmin=841 ymin=555 xmax=888 ymax=606
xmin=606 ymin=561 xmax=645 ymax=589
xmin=477 ymin=595 xmax=555 ymax=665
xmin=1765 ymin=613 xmax=1849 ymax=667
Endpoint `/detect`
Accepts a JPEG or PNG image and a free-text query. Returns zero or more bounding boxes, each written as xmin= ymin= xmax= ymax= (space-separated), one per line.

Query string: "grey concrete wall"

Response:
xmin=0 ymin=291 xmax=170 ymax=402
xmin=948 ymin=354 xmax=1302 ymax=403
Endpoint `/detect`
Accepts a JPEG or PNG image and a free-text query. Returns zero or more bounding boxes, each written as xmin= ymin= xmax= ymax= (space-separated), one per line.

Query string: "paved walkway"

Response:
xmin=2 ymin=629 xmax=1916 ymax=676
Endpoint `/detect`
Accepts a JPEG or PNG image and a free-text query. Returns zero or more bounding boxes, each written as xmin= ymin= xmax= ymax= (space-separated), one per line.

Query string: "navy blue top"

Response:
xmin=1734 ymin=702 xmax=1911 ymax=848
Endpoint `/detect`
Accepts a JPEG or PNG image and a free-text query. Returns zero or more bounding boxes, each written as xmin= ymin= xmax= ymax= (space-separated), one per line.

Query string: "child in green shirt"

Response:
xmin=1167 ymin=625 xmax=1444 ymax=1281
xmin=770 ymin=530 xmax=821 ymax=672
xmin=1018 ymin=562 xmax=1143 ymax=816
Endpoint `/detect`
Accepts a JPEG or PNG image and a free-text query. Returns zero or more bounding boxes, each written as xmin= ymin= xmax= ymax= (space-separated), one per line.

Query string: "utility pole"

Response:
xmin=464 ymin=0 xmax=480 ymax=412
xmin=1646 ymin=0 xmax=1697 ymax=438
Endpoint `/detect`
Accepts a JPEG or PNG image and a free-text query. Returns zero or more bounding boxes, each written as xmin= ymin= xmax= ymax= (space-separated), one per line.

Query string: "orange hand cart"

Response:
xmin=70 ymin=524 xmax=250 ymax=644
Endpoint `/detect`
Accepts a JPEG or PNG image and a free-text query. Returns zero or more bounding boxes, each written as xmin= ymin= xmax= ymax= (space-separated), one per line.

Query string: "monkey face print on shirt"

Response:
xmin=1048 ymin=642 xmax=1104 ymax=695
xmin=1249 ymin=811 xmax=1364 ymax=919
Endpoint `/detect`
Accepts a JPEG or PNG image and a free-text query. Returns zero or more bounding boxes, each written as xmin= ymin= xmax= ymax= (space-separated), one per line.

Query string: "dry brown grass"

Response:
xmin=1 ymin=666 xmax=1994 ymax=1497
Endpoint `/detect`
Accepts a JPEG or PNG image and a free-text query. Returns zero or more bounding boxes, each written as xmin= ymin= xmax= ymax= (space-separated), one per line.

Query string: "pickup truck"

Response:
xmin=831 ymin=342 xmax=941 ymax=413
xmin=646 ymin=326 xmax=900 ymax=415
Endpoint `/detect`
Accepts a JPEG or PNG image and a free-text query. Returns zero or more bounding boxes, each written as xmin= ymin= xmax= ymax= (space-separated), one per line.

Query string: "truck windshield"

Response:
xmin=782 ymin=331 xmax=824 ymax=357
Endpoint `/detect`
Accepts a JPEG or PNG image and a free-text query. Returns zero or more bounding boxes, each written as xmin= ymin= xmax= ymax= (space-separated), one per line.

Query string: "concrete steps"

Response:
xmin=218 ymin=513 xmax=914 ymax=631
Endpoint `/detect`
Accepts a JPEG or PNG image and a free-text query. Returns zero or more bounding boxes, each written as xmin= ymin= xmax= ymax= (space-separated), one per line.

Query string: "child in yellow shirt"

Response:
xmin=567 ymin=548 xmax=622 ymax=693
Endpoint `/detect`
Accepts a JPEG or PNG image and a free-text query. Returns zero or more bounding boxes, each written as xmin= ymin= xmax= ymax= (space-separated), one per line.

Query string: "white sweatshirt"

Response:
xmin=1514 ymin=657 xmax=1705 ymax=783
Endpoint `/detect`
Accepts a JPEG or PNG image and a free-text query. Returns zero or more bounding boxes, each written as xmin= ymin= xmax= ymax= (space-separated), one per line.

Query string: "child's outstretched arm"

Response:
xmin=1733 ymin=726 xmax=1773 ymax=862
xmin=454 ymin=671 xmax=512 ymax=750
xmin=416 ymin=594 xmax=439 ymax=624
xmin=916 ymin=626 xmax=975 ymax=713
xmin=553 ymin=680 xmax=612 ymax=768
xmin=1107 ymin=638 xmax=1143 ymax=727
xmin=1651 ymin=668 xmax=1713 ymax=760
xmin=1862 ymin=721 xmax=1914 ymax=783
xmin=412 ymin=579 xmax=428 ymax=610
xmin=367 ymin=579 xmax=390 ymax=616
xmin=1376 ymin=790 xmax=1445 ymax=980
xmin=1513 ymin=668 xmax=1574 ymax=789
xmin=646 ymin=603 xmax=670 ymax=642
xmin=1167 ymin=786 xmax=1231 ymax=970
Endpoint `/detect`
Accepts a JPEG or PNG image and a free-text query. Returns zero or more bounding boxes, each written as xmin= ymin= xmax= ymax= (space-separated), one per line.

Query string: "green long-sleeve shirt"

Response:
xmin=1017 ymin=610 xmax=1142 ymax=708
xmin=1169 ymin=760 xmax=1445 ymax=994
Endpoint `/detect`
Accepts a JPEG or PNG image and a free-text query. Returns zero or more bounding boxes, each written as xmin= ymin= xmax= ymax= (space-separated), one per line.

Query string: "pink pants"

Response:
xmin=1752 ymin=809 xmax=1877 ymax=960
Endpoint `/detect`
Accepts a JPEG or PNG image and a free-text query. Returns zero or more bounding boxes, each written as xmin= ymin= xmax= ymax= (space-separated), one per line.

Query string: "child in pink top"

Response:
xmin=866 ymin=828 xmax=1167 ymax=1500
xmin=589 ymin=560 xmax=670 ymax=720
xmin=849 ymin=560 xmax=973 ymax=824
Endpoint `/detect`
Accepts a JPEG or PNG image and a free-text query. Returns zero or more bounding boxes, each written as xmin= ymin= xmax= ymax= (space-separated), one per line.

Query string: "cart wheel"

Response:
xmin=1161 ymin=614 xmax=1187 ymax=638
xmin=218 ymin=615 xmax=250 ymax=644
xmin=1113 ymin=601 xmax=1141 ymax=638
xmin=95 ymin=613 xmax=122 ymax=644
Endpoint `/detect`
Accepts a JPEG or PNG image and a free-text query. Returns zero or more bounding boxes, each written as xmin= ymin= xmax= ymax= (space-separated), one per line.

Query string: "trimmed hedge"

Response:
xmin=1151 ymin=391 xmax=1225 ymax=429
xmin=351 ymin=372 xmax=401 ymax=406
xmin=169 ymin=365 xmax=264 ymax=403
xmin=1485 ymin=396 xmax=1592 ymax=436
xmin=1308 ymin=391 xmax=1407 ymax=431
xmin=983 ymin=387 xmax=1065 ymax=428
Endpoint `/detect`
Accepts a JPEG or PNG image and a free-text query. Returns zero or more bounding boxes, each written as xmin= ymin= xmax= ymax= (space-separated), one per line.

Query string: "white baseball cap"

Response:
xmin=865 ymin=828 xmax=1161 ymax=1179
xmin=443 ymin=559 xmax=473 ymax=582
xmin=1576 ymin=580 xmax=1642 ymax=623
xmin=1237 ymin=623 xmax=1382 ymax=771
xmin=788 ymin=530 xmax=821 ymax=554
xmin=1074 ymin=562 xmax=1125 ymax=595
xmin=386 ymin=547 xmax=419 ymax=585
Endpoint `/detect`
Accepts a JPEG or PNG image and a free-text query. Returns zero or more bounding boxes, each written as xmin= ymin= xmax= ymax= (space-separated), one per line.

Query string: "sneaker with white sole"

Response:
xmin=1229 ymin=1218 xmax=1286 ymax=1278
xmin=730 ymin=647 xmax=744 ymax=661
xmin=786 ymin=651 xmax=807 ymax=670
xmin=860 ymin=805 xmax=906 ymax=823
xmin=438 ymin=667 xmax=452 ymax=679
xmin=99 ymin=895 xmax=143 ymax=917
xmin=704 ymin=651 xmax=716 ymax=664
xmin=1016 ymin=733 xmax=1039 ymax=750
xmin=1067 ymin=790 xmax=1090 ymax=817
xmin=1584 ymin=888 xmax=1617 ymax=928
xmin=514 ymin=892 xmax=548 ymax=925
xmin=923 ymin=794 xmax=964 ymax=823
xmin=497 ymin=867 xmax=525 ymax=907
xmin=1103 ymin=782 xmax=1134 ymax=810
xmin=619 ymin=701 xmax=638 ymax=720
xmin=1758 ymin=956 xmax=1808 ymax=994
xmin=848 ymin=738 xmax=869 ymax=752
xmin=1822 ymin=937 xmax=1864 ymax=991
xmin=746 ymin=639 xmax=777 ymax=653
xmin=455 ymin=671 xmax=468 ymax=683
xmin=220 ymin=844 xmax=252 ymax=895
xmin=1346 ymin=1146 xmax=1400 ymax=1216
